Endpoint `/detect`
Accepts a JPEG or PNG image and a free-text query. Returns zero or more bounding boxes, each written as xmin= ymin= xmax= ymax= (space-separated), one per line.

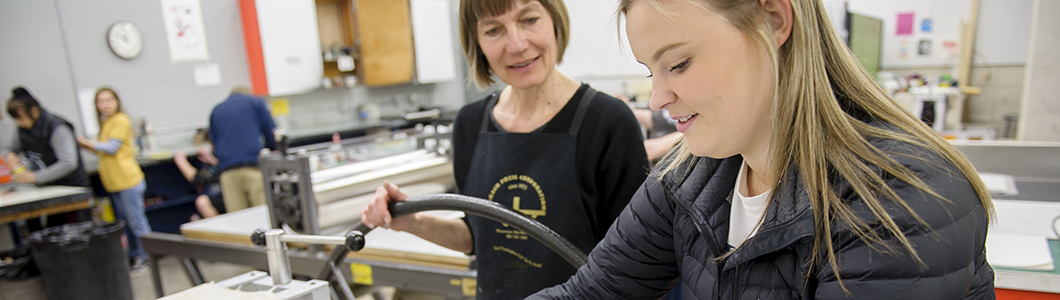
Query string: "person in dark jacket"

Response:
xmin=530 ymin=0 xmax=994 ymax=299
xmin=4 ymin=87 xmax=89 ymax=188
xmin=4 ymin=86 xmax=91 ymax=232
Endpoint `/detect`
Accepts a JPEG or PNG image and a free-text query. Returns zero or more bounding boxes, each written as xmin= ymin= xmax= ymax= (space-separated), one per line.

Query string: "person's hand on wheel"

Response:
xmin=360 ymin=181 xmax=417 ymax=231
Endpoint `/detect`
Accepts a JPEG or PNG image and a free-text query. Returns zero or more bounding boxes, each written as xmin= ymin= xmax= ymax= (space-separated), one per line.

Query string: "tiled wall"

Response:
xmin=279 ymin=81 xmax=468 ymax=132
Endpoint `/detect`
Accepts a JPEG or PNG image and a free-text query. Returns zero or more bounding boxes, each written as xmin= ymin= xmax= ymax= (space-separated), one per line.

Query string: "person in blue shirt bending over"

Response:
xmin=208 ymin=88 xmax=275 ymax=213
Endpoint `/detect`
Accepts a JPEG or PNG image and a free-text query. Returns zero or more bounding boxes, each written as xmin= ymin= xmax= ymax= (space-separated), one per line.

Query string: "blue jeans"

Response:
xmin=110 ymin=181 xmax=150 ymax=259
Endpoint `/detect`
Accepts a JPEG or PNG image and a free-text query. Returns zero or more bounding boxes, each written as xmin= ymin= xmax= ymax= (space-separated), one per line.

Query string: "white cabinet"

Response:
xmin=240 ymin=0 xmax=323 ymax=96
xmin=410 ymin=0 xmax=457 ymax=84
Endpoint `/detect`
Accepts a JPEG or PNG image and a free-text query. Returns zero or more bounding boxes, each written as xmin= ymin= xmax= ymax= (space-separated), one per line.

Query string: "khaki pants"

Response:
xmin=219 ymin=166 xmax=266 ymax=213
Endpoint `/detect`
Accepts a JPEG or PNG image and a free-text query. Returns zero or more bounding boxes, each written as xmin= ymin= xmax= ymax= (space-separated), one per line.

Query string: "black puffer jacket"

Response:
xmin=530 ymin=139 xmax=993 ymax=299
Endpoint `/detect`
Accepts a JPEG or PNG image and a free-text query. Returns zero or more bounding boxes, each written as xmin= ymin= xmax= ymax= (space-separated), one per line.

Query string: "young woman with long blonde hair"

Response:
xmin=530 ymin=0 xmax=994 ymax=298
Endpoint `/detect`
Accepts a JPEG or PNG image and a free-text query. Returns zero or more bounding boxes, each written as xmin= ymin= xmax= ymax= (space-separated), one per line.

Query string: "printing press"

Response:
xmin=144 ymin=124 xmax=478 ymax=299
xmin=261 ymin=124 xmax=456 ymax=237
xmin=144 ymin=120 xmax=593 ymax=299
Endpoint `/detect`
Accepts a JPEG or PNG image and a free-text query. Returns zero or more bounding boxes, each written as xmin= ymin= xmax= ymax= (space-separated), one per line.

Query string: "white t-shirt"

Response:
xmin=727 ymin=161 xmax=772 ymax=248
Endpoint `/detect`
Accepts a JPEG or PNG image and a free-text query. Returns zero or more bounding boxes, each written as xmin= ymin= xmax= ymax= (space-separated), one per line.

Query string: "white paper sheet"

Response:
xmin=193 ymin=63 xmax=222 ymax=87
xmin=991 ymin=199 xmax=1060 ymax=239
xmin=979 ymin=172 xmax=1019 ymax=196
xmin=161 ymin=0 xmax=211 ymax=62
xmin=986 ymin=233 xmax=1055 ymax=271
xmin=76 ymin=88 xmax=99 ymax=137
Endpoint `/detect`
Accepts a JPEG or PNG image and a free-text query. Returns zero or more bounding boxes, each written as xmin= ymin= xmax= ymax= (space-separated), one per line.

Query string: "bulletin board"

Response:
xmin=846 ymin=0 xmax=1033 ymax=68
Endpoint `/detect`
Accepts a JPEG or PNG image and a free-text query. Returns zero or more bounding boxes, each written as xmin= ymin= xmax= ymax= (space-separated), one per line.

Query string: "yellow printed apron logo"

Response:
xmin=493 ymin=245 xmax=542 ymax=268
xmin=487 ymin=174 xmax=546 ymax=219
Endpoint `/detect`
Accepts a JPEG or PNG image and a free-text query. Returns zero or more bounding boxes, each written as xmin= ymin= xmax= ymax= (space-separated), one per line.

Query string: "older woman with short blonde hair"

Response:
xmin=361 ymin=0 xmax=650 ymax=298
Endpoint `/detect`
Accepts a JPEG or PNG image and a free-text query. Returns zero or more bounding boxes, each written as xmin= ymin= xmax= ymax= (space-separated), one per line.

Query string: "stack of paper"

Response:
xmin=979 ymin=172 xmax=1019 ymax=196
xmin=986 ymin=233 xmax=1055 ymax=271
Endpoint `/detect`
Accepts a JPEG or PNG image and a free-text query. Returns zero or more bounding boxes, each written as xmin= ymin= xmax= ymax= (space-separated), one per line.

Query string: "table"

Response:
xmin=992 ymin=198 xmax=1060 ymax=296
xmin=0 ymin=185 xmax=92 ymax=224
xmin=995 ymin=239 xmax=1060 ymax=295
xmin=143 ymin=205 xmax=475 ymax=299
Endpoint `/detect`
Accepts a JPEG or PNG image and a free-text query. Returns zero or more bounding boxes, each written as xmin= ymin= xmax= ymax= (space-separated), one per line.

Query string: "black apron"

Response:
xmin=464 ymin=89 xmax=599 ymax=299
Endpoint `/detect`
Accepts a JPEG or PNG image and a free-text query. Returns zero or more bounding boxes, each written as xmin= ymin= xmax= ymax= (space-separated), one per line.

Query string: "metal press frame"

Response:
xmin=142 ymin=232 xmax=477 ymax=299
xmin=145 ymin=124 xmax=473 ymax=298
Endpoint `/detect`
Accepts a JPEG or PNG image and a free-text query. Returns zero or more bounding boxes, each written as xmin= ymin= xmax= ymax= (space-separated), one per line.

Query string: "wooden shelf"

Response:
xmin=315 ymin=0 xmax=413 ymax=87
xmin=322 ymin=60 xmax=356 ymax=79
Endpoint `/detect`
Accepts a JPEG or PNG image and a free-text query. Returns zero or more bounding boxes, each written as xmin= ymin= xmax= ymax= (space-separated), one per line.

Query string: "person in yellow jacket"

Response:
xmin=76 ymin=87 xmax=151 ymax=272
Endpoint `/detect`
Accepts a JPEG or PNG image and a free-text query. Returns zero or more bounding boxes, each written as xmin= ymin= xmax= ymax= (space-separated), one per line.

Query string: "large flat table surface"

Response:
xmin=992 ymin=198 xmax=1060 ymax=293
xmin=0 ymin=185 xmax=92 ymax=223
xmin=180 ymin=205 xmax=470 ymax=270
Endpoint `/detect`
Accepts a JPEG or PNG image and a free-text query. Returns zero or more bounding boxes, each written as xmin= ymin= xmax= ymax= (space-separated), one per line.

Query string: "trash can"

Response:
xmin=27 ymin=221 xmax=132 ymax=300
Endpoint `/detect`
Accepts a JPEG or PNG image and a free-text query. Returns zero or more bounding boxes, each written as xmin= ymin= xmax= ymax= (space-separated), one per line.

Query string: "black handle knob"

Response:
xmin=251 ymin=229 xmax=267 ymax=247
xmin=345 ymin=230 xmax=365 ymax=252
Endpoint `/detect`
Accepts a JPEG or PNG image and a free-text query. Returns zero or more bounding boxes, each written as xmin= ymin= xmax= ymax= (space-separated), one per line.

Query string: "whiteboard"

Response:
xmin=847 ymin=0 xmax=1032 ymax=68
xmin=557 ymin=0 xmax=648 ymax=80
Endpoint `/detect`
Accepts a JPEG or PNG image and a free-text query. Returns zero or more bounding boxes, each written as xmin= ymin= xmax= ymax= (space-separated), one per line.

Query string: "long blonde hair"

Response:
xmin=619 ymin=0 xmax=993 ymax=290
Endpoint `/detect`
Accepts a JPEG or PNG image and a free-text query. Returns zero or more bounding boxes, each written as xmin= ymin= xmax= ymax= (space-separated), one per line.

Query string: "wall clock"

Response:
xmin=107 ymin=21 xmax=144 ymax=60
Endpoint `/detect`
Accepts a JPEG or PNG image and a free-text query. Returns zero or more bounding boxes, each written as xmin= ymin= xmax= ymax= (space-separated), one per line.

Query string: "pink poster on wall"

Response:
xmin=896 ymin=12 xmax=915 ymax=36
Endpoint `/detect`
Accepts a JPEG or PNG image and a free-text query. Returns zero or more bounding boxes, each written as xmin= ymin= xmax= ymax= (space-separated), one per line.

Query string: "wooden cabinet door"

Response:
xmin=357 ymin=0 xmax=414 ymax=86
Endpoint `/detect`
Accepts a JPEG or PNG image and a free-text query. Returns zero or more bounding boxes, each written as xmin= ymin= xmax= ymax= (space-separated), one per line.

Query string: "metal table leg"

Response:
xmin=150 ymin=254 xmax=164 ymax=298
xmin=180 ymin=257 xmax=206 ymax=286
xmin=328 ymin=262 xmax=356 ymax=300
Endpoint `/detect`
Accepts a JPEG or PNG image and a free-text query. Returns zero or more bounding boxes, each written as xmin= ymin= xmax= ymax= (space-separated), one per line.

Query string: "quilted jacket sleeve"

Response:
xmin=528 ymin=179 xmax=681 ymax=299
xmin=814 ymin=144 xmax=992 ymax=299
